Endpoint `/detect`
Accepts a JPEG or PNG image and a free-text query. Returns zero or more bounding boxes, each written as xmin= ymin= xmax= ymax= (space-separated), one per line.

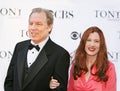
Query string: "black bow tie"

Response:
xmin=28 ymin=43 xmax=40 ymax=51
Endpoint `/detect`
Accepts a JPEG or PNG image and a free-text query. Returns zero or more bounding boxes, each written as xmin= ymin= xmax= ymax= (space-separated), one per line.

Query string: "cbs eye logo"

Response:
xmin=70 ymin=31 xmax=79 ymax=40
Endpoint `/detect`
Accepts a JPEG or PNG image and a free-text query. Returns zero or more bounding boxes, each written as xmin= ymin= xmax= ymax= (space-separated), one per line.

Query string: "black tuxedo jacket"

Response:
xmin=4 ymin=38 xmax=70 ymax=91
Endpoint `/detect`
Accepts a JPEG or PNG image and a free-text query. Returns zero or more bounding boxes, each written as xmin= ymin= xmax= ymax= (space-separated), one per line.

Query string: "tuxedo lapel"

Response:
xmin=17 ymin=46 xmax=28 ymax=89
xmin=23 ymin=49 xmax=48 ymax=88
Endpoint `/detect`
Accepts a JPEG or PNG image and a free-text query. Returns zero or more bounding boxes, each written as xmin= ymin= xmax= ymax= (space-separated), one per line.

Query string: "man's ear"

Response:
xmin=48 ymin=24 xmax=53 ymax=34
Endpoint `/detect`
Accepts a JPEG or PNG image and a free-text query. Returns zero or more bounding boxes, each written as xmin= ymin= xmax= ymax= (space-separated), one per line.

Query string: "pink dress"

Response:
xmin=67 ymin=61 xmax=116 ymax=91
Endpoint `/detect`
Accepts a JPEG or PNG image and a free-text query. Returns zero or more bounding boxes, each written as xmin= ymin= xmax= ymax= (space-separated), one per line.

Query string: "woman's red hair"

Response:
xmin=73 ymin=26 xmax=109 ymax=82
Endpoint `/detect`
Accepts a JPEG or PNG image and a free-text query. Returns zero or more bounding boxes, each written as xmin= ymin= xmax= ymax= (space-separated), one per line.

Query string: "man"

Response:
xmin=4 ymin=7 xmax=70 ymax=91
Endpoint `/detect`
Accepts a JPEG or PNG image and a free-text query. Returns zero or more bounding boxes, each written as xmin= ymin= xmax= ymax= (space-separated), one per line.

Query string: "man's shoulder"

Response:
xmin=17 ymin=39 xmax=30 ymax=44
xmin=15 ymin=39 xmax=30 ymax=47
xmin=53 ymin=42 xmax=68 ymax=52
xmin=47 ymin=39 xmax=69 ymax=54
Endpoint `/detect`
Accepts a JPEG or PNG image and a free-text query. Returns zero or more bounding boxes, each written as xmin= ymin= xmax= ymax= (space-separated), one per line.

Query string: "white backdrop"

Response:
xmin=0 ymin=0 xmax=120 ymax=91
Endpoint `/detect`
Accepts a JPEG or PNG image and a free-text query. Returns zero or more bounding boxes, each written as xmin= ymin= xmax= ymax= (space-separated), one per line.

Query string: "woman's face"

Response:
xmin=85 ymin=32 xmax=100 ymax=58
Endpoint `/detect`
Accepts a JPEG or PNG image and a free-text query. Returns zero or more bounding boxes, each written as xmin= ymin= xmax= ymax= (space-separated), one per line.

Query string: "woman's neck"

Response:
xmin=86 ymin=55 xmax=96 ymax=70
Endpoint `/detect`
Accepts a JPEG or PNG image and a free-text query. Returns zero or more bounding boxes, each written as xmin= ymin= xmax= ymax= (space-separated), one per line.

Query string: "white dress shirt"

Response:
xmin=27 ymin=37 xmax=49 ymax=67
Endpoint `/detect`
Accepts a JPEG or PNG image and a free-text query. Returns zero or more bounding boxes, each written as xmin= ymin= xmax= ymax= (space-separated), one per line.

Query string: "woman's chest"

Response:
xmin=73 ymin=75 xmax=105 ymax=91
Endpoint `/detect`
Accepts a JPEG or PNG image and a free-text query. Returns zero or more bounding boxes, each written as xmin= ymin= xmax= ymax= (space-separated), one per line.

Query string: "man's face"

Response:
xmin=28 ymin=12 xmax=52 ymax=44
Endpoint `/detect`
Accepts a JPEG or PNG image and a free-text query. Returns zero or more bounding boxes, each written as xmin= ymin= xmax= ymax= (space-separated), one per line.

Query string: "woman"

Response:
xmin=50 ymin=26 xmax=116 ymax=91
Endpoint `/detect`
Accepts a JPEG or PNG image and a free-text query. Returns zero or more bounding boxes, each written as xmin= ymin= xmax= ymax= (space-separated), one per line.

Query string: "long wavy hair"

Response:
xmin=73 ymin=26 xmax=109 ymax=82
